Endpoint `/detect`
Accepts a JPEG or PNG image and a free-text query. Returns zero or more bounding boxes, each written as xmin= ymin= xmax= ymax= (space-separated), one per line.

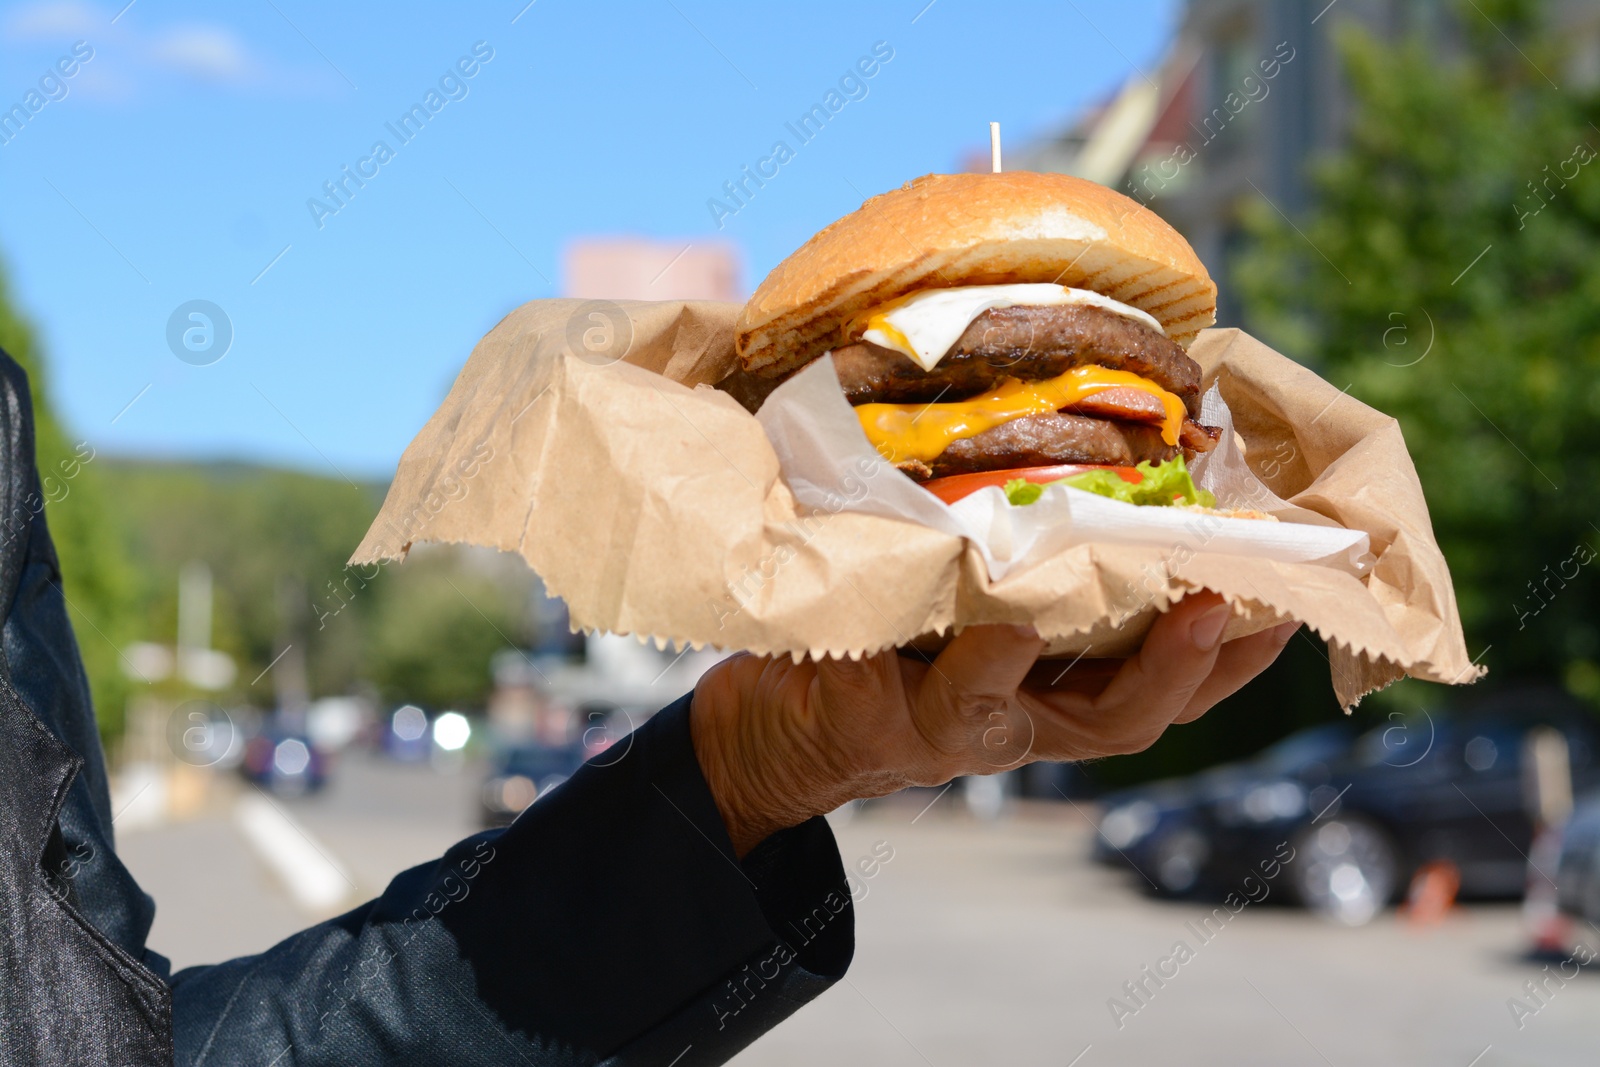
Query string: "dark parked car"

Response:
xmin=1094 ymin=722 xmax=1356 ymax=890
xmin=1095 ymin=690 xmax=1600 ymax=923
xmin=1545 ymin=790 xmax=1600 ymax=928
xmin=241 ymin=722 xmax=329 ymax=796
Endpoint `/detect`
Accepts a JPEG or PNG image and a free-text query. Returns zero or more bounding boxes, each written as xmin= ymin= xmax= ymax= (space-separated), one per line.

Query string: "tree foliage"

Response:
xmin=107 ymin=460 xmax=533 ymax=715
xmin=363 ymin=548 xmax=530 ymax=710
xmin=0 ymin=264 xmax=140 ymax=743
xmin=0 ymin=257 xmax=533 ymax=744
xmin=1236 ymin=0 xmax=1600 ymax=705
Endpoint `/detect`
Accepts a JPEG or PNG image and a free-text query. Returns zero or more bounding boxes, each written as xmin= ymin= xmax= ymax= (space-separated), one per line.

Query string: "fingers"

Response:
xmin=926 ymin=624 xmax=1045 ymax=702
xmin=1091 ymin=592 xmax=1230 ymax=721
xmin=1023 ymin=655 xmax=1123 ymax=696
xmin=1010 ymin=594 xmax=1235 ymax=763
xmin=1171 ymin=621 xmax=1299 ymax=723
xmin=889 ymin=624 xmax=1043 ymax=772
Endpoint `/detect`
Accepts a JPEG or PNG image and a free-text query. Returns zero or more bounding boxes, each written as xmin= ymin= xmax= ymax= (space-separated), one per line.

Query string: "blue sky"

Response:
xmin=0 ymin=0 xmax=1176 ymax=479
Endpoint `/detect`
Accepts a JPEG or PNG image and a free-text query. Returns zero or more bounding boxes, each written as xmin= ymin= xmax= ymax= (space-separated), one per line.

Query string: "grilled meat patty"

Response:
xmin=716 ymin=301 xmax=1220 ymax=477
xmin=835 ymin=303 xmax=1200 ymax=413
xmin=718 ymin=303 xmax=1203 ymax=417
xmin=919 ymin=412 xmax=1177 ymax=479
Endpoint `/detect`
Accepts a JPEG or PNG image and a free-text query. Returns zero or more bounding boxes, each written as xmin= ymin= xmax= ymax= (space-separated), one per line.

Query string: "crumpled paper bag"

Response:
xmin=350 ymin=298 xmax=1482 ymax=710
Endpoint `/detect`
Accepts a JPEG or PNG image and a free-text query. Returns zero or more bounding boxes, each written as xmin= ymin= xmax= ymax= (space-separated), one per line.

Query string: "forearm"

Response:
xmin=172 ymin=695 xmax=855 ymax=1066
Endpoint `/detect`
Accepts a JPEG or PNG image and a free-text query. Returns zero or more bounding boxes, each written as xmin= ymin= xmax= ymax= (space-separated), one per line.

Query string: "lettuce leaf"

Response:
xmin=1002 ymin=479 xmax=1045 ymax=505
xmin=1004 ymin=456 xmax=1216 ymax=509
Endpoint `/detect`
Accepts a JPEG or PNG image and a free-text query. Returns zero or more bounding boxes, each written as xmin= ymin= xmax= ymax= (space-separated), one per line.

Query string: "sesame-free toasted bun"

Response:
xmin=735 ymin=172 xmax=1216 ymax=375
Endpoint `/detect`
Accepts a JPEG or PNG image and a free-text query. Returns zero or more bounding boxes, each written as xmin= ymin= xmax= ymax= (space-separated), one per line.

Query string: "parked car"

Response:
xmin=378 ymin=704 xmax=434 ymax=763
xmin=1093 ymin=722 xmax=1357 ymax=887
xmin=1095 ymin=689 xmax=1600 ymax=923
xmin=240 ymin=721 xmax=329 ymax=796
xmin=1543 ymin=790 xmax=1600 ymax=928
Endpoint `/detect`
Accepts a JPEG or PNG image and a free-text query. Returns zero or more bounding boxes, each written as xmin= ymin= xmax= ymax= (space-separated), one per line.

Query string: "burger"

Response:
xmin=720 ymin=171 xmax=1233 ymax=510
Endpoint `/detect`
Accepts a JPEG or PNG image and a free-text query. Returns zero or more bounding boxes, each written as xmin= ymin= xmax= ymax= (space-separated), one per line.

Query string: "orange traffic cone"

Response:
xmin=1401 ymin=860 xmax=1460 ymax=926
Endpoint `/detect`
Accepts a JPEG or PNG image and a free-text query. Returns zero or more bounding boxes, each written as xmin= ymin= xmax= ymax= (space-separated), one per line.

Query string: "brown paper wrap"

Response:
xmin=351 ymin=299 xmax=1481 ymax=710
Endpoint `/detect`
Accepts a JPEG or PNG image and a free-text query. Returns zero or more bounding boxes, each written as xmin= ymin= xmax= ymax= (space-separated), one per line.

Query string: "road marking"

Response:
xmin=111 ymin=781 xmax=151 ymax=822
xmin=235 ymin=792 xmax=356 ymax=912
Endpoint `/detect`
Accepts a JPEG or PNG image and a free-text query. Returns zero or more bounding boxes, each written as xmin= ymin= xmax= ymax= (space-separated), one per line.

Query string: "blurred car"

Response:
xmin=479 ymin=741 xmax=588 ymax=826
xmin=241 ymin=723 xmax=328 ymax=796
xmin=1096 ymin=689 xmax=1600 ymax=922
xmin=1093 ymin=722 xmax=1357 ymax=887
xmin=1543 ymin=790 xmax=1600 ymax=929
xmin=379 ymin=704 xmax=433 ymax=763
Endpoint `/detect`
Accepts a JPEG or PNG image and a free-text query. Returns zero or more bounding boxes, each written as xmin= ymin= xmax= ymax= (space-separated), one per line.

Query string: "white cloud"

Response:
xmin=4 ymin=0 xmax=99 ymax=37
xmin=147 ymin=25 xmax=258 ymax=84
xmin=1 ymin=1 xmax=339 ymax=95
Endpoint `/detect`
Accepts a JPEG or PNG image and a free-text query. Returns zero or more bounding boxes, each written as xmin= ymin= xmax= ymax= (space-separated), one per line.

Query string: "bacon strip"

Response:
xmin=1180 ymin=420 xmax=1221 ymax=454
xmin=1057 ymin=387 xmax=1219 ymax=456
xmin=1060 ymin=387 xmax=1168 ymax=425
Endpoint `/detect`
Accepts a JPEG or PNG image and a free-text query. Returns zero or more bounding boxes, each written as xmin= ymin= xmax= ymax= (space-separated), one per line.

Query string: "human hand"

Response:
xmin=690 ymin=593 xmax=1298 ymax=857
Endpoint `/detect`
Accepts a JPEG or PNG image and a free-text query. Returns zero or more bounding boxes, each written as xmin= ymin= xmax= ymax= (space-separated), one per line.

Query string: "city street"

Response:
xmin=118 ymin=757 xmax=1600 ymax=1065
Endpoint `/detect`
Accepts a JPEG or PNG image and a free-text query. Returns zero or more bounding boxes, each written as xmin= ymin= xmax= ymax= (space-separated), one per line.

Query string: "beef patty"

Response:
xmin=917 ymin=412 xmax=1177 ymax=479
xmin=718 ymin=303 xmax=1203 ymax=418
xmin=831 ymin=303 xmax=1202 ymax=415
xmin=717 ymin=301 xmax=1219 ymax=477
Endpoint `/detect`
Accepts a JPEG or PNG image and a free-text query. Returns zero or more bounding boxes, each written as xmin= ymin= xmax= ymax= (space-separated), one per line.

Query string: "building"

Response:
xmin=561 ymin=237 xmax=742 ymax=302
xmin=1007 ymin=0 xmax=1600 ymax=327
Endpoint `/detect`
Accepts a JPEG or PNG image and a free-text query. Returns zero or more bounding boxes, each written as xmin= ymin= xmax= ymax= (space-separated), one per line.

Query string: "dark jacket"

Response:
xmin=0 ymin=353 xmax=853 ymax=1065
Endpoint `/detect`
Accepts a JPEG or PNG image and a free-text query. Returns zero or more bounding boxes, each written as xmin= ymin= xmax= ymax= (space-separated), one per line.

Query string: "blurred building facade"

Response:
xmin=562 ymin=238 xmax=742 ymax=302
xmin=1008 ymin=0 xmax=1600 ymax=326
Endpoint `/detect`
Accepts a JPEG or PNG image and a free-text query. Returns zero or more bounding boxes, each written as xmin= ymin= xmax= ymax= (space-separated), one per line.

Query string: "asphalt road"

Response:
xmin=116 ymin=757 xmax=1600 ymax=1065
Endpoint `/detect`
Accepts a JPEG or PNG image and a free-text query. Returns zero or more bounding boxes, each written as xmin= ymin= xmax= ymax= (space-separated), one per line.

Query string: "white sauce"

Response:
xmin=860 ymin=283 xmax=1165 ymax=372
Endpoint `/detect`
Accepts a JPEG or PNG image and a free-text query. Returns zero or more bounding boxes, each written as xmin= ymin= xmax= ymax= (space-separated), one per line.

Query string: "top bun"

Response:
xmin=735 ymin=171 xmax=1216 ymax=375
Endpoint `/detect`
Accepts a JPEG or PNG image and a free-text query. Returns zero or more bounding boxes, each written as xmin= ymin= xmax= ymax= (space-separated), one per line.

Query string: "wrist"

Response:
xmin=689 ymin=658 xmax=855 ymax=858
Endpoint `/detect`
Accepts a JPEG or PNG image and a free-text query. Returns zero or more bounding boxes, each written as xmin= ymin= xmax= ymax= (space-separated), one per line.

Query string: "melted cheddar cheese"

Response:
xmin=855 ymin=365 xmax=1185 ymax=464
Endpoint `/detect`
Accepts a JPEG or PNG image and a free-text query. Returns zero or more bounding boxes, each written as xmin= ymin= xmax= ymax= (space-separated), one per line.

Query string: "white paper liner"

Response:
xmin=756 ymin=356 xmax=1373 ymax=582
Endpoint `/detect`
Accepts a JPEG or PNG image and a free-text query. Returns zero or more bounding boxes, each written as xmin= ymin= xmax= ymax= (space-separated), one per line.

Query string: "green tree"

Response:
xmin=1236 ymin=0 xmax=1600 ymax=705
xmin=105 ymin=459 xmax=535 ymax=716
xmin=365 ymin=548 xmax=528 ymax=710
xmin=108 ymin=459 xmax=383 ymax=697
xmin=0 ymin=264 xmax=140 ymax=744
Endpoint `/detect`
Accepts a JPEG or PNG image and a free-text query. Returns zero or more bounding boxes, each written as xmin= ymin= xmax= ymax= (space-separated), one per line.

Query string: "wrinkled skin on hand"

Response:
xmin=691 ymin=593 xmax=1299 ymax=857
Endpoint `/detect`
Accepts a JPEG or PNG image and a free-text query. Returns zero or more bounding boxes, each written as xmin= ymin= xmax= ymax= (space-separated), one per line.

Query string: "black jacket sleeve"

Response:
xmin=0 ymin=342 xmax=852 ymax=1065
xmin=170 ymin=694 xmax=855 ymax=1066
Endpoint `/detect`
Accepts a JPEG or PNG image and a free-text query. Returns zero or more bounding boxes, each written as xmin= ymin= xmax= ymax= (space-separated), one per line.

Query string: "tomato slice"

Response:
xmin=921 ymin=464 xmax=1142 ymax=505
